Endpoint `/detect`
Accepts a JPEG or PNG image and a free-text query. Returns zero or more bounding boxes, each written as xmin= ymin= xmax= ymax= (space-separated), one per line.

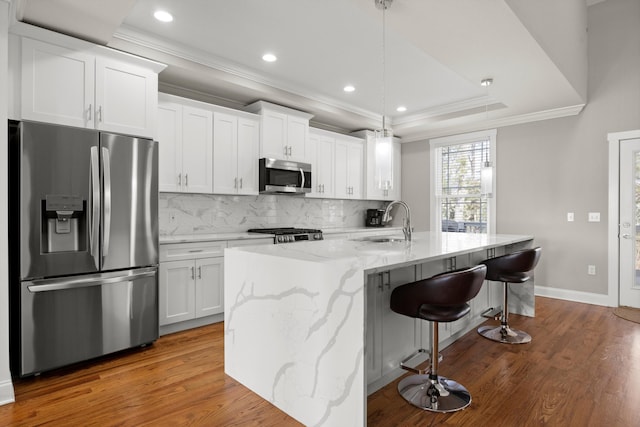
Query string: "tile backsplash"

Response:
xmin=159 ymin=193 xmax=386 ymax=235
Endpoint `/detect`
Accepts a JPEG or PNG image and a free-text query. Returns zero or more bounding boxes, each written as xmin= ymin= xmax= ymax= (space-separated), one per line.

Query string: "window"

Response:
xmin=430 ymin=130 xmax=497 ymax=234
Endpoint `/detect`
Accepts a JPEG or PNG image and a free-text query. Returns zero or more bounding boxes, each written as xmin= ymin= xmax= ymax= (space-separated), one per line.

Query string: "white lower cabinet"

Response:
xmin=159 ymin=241 xmax=226 ymax=327
xmin=366 ymin=266 xmax=419 ymax=386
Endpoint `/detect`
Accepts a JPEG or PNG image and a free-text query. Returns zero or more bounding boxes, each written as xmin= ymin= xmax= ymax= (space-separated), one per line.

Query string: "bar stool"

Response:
xmin=477 ymin=247 xmax=541 ymax=344
xmin=390 ymin=265 xmax=486 ymax=413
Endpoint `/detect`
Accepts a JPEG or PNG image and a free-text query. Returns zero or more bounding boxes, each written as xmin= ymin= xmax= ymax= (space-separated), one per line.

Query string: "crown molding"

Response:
xmin=399 ymin=103 xmax=585 ymax=143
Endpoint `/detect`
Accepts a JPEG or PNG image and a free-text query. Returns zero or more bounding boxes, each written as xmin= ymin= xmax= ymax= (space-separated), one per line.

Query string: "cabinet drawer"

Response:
xmin=160 ymin=241 xmax=227 ymax=262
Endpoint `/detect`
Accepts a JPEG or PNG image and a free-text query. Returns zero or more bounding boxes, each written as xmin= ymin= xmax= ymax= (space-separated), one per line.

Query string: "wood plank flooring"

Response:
xmin=1 ymin=296 xmax=640 ymax=426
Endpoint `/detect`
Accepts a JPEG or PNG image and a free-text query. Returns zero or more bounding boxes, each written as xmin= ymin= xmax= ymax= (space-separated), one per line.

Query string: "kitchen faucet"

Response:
xmin=382 ymin=200 xmax=412 ymax=241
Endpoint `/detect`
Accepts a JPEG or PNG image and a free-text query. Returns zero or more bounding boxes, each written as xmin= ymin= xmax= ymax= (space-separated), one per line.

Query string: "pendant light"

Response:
xmin=480 ymin=78 xmax=493 ymax=198
xmin=374 ymin=0 xmax=393 ymax=191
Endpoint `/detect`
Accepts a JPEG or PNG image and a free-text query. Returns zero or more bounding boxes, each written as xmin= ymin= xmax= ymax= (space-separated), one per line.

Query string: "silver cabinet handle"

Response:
xmin=101 ymin=147 xmax=112 ymax=257
xmin=185 ymin=173 xmax=188 ymax=187
xmin=234 ymin=177 xmax=238 ymax=189
xmin=198 ymin=266 xmax=202 ymax=279
xmin=284 ymin=146 xmax=288 ymax=156
xmin=89 ymin=146 xmax=100 ymax=270
xmin=288 ymin=146 xmax=292 ymax=156
xmin=178 ymin=173 xmax=182 ymax=187
xmin=240 ymin=178 xmax=243 ymax=189
xmin=87 ymin=103 xmax=92 ymax=121
xmin=191 ymin=266 xmax=195 ymax=280
xmin=97 ymin=105 xmax=103 ymax=122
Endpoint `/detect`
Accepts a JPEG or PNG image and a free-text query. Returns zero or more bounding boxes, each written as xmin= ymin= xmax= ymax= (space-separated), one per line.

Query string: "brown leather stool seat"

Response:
xmin=477 ymin=247 xmax=541 ymax=344
xmin=390 ymin=264 xmax=486 ymax=413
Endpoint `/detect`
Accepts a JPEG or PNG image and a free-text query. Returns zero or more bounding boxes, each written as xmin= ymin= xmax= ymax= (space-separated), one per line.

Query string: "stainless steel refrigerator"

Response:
xmin=8 ymin=120 xmax=159 ymax=377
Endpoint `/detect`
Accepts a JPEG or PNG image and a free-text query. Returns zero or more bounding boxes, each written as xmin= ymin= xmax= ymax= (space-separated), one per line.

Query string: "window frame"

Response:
xmin=429 ymin=129 xmax=497 ymax=234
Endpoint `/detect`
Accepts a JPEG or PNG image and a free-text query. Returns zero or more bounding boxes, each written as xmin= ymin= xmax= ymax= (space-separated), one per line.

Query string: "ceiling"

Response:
xmin=12 ymin=0 xmax=593 ymax=141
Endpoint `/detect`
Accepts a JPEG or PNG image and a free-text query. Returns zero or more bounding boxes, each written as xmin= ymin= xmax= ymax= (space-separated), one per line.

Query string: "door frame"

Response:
xmin=607 ymin=130 xmax=640 ymax=307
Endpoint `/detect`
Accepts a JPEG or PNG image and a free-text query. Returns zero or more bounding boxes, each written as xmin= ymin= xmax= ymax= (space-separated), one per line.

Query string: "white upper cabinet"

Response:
xmin=334 ymin=135 xmax=364 ymax=199
xmin=308 ymin=129 xmax=335 ymax=198
xmin=213 ymin=112 xmax=260 ymax=195
xmin=18 ymin=36 xmax=162 ymax=138
xmin=245 ymin=101 xmax=313 ymax=163
xmin=157 ymin=95 xmax=213 ymax=193
xmin=353 ymin=130 xmax=402 ymax=201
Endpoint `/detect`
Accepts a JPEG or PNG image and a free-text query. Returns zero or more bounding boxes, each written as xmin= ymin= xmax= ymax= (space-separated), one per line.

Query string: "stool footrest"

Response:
xmin=399 ymin=349 xmax=443 ymax=375
xmin=481 ymin=307 xmax=502 ymax=320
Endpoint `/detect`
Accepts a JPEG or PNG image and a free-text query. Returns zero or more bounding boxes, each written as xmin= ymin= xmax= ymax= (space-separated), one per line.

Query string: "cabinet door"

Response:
xmin=182 ymin=106 xmax=213 ymax=193
xmin=157 ymin=102 xmax=183 ymax=192
xmin=316 ymin=135 xmax=335 ymax=198
xmin=237 ymin=117 xmax=259 ymax=195
xmin=381 ymin=267 xmax=418 ymax=377
xmin=287 ymin=115 xmax=309 ymax=162
xmin=95 ymin=57 xmax=157 ymax=138
xmin=159 ymin=260 xmax=196 ymax=325
xmin=21 ymin=38 xmax=95 ymax=129
xmin=195 ymin=257 xmax=224 ymax=317
xmin=366 ymin=273 xmax=383 ymax=384
xmin=261 ymin=110 xmax=287 ymax=159
xmin=334 ymin=139 xmax=349 ymax=199
xmin=213 ymin=112 xmax=238 ymax=194
xmin=347 ymin=140 xmax=364 ymax=199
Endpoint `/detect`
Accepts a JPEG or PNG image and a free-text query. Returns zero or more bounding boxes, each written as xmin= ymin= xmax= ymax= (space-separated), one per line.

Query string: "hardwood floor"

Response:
xmin=1 ymin=296 xmax=639 ymax=426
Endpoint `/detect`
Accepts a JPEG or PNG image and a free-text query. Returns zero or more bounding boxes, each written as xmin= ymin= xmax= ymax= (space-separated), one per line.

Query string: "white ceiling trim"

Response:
xmin=113 ymin=25 xmax=383 ymax=123
xmin=400 ymin=103 xmax=586 ymax=143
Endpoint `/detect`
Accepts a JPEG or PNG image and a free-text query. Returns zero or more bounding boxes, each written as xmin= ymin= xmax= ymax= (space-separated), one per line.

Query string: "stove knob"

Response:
xmin=314 ymin=233 xmax=322 ymax=240
xmin=277 ymin=236 xmax=284 ymax=243
xmin=288 ymin=235 xmax=294 ymax=242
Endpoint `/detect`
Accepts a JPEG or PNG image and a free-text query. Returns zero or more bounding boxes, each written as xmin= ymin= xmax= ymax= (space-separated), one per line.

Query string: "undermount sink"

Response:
xmin=351 ymin=236 xmax=406 ymax=243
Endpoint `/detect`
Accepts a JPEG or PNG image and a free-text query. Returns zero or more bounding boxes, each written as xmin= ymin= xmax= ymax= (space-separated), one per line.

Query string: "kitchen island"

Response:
xmin=224 ymin=232 xmax=534 ymax=427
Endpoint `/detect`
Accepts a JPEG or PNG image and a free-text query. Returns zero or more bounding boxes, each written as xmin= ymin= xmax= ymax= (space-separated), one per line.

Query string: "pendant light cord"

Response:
xmin=382 ymin=2 xmax=386 ymax=131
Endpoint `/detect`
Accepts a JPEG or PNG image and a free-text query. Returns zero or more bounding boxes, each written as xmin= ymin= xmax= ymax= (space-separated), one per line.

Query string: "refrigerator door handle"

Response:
xmin=102 ymin=147 xmax=112 ymax=258
xmin=25 ymin=267 xmax=157 ymax=293
xmin=89 ymin=146 xmax=100 ymax=269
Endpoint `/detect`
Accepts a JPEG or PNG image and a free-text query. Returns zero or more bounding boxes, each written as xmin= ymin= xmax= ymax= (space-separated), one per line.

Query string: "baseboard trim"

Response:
xmin=535 ymin=286 xmax=612 ymax=307
xmin=0 ymin=378 xmax=15 ymax=406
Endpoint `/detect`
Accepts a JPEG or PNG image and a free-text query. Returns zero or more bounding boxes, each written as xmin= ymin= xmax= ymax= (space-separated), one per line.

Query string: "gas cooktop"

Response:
xmin=248 ymin=227 xmax=323 ymax=244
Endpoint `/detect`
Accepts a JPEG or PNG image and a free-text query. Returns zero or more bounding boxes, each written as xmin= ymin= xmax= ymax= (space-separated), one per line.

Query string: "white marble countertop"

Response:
xmin=227 ymin=231 xmax=533 ymax=274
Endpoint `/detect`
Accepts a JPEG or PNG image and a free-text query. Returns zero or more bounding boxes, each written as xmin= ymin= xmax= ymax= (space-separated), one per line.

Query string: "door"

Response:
xmin=159 ymin=260 xmax=196 ymax=325
xmin=21 ymin=38 xmax=95 ymax=129
xmin=237 ymin=117 xmax=259 ymax=195
xmin=95 ymin=57 xmax=157 ymax=138
xmin=181 ymin=106 xmax=213 ymax=193
xmin=18 ymin=267 xmax=158 ymax=377
xmin=157 ymin=101 xmax=183 ymax=192
xmin=619 ymin=138 xmax=640 ymax=308
xmin=100 ymin=133 xmax=158 ymax=271
xmin=213 ymin=112 xmax=238 ymax=194
xmin=195 ymin=257 xmax=224 ymax=317
xmin=16 ymin=121 xmax=100 ymax=279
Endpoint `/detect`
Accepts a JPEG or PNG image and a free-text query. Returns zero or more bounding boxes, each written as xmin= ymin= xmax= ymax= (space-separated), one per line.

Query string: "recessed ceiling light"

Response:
xmin=396 ymin=106 xmax=407 ymax=112
xmin=343 ymin=85 xmax=355 ymax=93
xmin=262 ymin=53 xmax=277 ymax=63
xmin=154 ymin=10 xmax=173 ymax=23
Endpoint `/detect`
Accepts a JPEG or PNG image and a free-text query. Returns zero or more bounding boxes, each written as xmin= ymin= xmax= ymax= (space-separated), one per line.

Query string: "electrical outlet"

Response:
xmin=567 ymin=212 xmax=574 ymax=222
xmin=169 ymin=213 xmax=176 ymax=223
xmin=588 ymin=212 xmax=600 ymax=222
xmin=588 ymin=265 xmax=596 ymax=275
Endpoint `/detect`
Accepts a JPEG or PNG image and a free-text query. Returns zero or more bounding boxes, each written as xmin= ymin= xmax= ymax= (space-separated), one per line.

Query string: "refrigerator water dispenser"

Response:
xmin=42 ymin=195 xmax=86 ymax=253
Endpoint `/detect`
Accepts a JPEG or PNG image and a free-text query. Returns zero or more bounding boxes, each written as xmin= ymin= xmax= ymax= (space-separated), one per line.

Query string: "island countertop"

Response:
xmin=224 ymin=232 xmax=534 ymax=427
xmin=226 ymin=231 xmax=533 ymax=273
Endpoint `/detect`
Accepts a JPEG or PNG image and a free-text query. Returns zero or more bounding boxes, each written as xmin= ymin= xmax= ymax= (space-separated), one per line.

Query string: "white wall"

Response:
xmin=0 ymin=0 xmax=16 ymax=405
xmin=401 ymin=0 xmax=640 ymax=300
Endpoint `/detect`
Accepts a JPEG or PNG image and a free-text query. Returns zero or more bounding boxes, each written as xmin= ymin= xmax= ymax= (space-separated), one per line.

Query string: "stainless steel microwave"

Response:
xmin=259 ymin=158 xmax=312 ymax=194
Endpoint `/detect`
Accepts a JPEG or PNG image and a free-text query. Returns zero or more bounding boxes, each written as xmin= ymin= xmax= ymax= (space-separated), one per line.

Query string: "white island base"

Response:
xmin=224 ymin=232 xmax=534 ymax=427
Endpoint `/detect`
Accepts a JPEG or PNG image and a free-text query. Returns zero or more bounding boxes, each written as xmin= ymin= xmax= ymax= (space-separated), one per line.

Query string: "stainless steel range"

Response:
xmin=248 ymin=227 xmax=323 ymax=244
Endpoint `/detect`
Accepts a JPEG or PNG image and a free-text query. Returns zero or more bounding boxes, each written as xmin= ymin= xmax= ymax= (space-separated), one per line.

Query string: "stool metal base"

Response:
xmin=477 ymin=325 xmax=531 ymax=344
xmin=397 ymin=374 xmax=471 ymax=413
